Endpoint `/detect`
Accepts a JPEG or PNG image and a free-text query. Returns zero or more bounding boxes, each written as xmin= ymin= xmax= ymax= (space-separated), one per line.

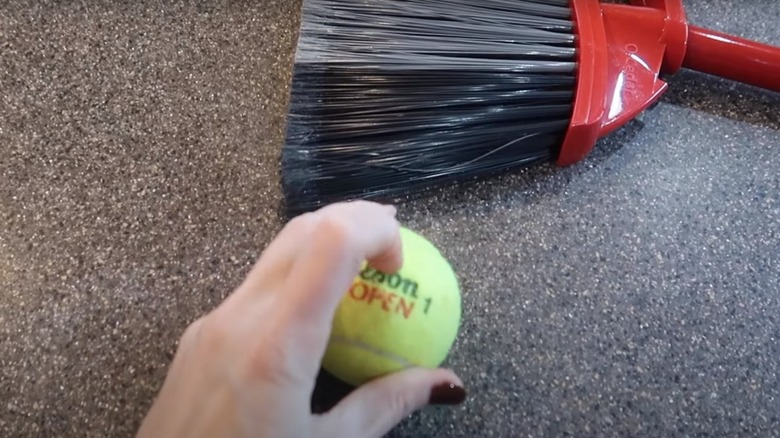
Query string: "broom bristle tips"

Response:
xmin=281 ymin=0 xmax=578 ymax=213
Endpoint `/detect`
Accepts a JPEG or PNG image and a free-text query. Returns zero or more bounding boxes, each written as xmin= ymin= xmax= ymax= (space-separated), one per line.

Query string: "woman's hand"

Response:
xmin=136 ymin=201 xmax=466 ymax=438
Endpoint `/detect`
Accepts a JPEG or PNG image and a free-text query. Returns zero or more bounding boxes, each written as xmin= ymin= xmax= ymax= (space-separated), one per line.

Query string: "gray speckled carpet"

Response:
xmin=1 ymin=1 xmax=779 ymax=436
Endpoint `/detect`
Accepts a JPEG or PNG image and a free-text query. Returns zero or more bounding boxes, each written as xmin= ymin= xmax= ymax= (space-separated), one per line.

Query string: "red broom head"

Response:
xmin=559 ymin=0 xmax=780 ymax=166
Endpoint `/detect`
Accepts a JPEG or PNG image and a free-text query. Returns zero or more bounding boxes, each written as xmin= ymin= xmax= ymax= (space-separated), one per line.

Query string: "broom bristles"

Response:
xmin=281 ymin=0 xmax=577 ymax=214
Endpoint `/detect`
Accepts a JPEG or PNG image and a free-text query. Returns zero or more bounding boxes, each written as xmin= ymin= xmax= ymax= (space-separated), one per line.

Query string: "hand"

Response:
xmin=136 ymin=201 xmax=466 ymax=438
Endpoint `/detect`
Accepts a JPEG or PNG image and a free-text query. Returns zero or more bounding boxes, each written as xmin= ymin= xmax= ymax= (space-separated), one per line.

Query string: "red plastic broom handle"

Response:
xmin=682 ymin=25 xmax=780 ymax=93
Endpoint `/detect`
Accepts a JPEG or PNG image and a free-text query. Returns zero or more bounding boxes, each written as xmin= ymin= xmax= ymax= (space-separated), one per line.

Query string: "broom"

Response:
xmin=280 ymin=0 xmax=780 ymax=215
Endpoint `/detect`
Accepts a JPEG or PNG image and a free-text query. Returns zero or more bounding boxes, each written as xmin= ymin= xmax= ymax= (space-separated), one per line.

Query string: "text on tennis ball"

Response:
xmin=359 ymin=266 xmax=418 ymax=298
xmin=349 ymin=266 xmax=434 ymax=319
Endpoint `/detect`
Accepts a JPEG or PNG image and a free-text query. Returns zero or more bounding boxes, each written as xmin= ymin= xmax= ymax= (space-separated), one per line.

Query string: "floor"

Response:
xmin=1 ymin=1 xmax=779 ymax=436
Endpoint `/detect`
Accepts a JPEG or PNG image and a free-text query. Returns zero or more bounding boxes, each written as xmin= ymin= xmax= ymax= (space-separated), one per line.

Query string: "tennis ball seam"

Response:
xmin=329 ymin=334 xmax=414 ymax=369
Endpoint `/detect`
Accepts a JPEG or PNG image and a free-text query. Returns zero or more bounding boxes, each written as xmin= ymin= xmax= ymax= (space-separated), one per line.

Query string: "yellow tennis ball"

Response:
xmin=321 ymin=226 xmax=461 ymax=387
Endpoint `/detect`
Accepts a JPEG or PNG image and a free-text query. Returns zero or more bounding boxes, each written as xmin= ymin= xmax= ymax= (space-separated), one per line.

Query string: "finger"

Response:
xmin=237 ymin=202 xmax=399 ymax=301
xmin=314 ymin=368 xmax=467 ymax=438
xmin=236 ymin=212 xmax=320 ymax=295
xmin=315 ymin=200 xmax=401 ymax=273
xmin=281 ymin=201 xmax=402 ymax=331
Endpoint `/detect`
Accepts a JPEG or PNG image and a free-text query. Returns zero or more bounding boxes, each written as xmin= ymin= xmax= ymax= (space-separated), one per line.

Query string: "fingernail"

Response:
xmin=429 ymin=382 xmax=467 ymax=405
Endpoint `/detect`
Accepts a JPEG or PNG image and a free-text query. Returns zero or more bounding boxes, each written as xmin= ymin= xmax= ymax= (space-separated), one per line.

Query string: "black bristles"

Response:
xmin=281 ymin=0 xmax=577 ymax=215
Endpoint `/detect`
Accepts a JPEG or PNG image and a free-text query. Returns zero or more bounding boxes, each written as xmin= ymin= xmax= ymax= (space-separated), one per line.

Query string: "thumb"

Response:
xmin=314 ymin=367 xmax=466 ymax=438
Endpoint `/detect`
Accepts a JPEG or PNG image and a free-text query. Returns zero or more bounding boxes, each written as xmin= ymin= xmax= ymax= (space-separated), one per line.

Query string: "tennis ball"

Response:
xmin=321 ymin=226 xmax=461 ymax=387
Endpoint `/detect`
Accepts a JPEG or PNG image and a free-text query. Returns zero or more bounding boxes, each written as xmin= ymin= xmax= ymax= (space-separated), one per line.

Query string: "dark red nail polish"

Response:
xmin=429 ymin=382 xmax=467 ymax=405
